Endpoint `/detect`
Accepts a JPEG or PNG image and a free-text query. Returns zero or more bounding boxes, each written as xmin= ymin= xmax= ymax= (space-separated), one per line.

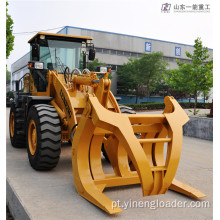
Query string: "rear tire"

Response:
xmin=9 ymin=103 xmax=26 ymax=148
xmin=26 ymin=104 xmax=61 ymax=170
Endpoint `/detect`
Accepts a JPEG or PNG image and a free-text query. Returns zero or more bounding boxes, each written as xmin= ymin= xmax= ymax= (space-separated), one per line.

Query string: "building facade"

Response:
xmin=11 ymin=26 xmax=213 ymax=99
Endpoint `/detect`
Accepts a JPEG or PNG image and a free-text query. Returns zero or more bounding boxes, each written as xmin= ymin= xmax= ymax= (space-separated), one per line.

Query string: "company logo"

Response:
xmin=161 ymin=3 xmax=171 ymax=13
xmin=161 ymin=2 xmax=210 ymax=14
xmin=60 ymin=89 xmax=72 ymax=118
xmin=173 ymin=4 xmax=210 ymax=13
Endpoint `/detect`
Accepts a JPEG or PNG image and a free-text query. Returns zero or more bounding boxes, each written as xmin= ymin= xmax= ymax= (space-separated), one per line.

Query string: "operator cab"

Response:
xmin=28 ymin=32 xmax=95 ymax=73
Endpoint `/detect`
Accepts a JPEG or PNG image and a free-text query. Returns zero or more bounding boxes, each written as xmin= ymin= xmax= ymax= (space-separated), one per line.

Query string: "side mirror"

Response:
xmin=88 ymin=48 xmax=96 ymax=61
xmin=32 ymin=44 xmax=40 ymax=61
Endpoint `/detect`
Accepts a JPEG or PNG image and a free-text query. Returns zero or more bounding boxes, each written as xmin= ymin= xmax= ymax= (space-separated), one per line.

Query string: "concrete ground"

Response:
xmin=6 ymin=108 xmax=213 ymax=220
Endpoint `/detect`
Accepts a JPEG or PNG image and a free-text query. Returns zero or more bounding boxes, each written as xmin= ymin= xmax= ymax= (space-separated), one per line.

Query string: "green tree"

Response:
xmin=202 ymin=89 xmax=211 ymax=103
xmin=165 ymin=38 xmax=213 ymax=115
xmin=117 ymin=58 xmax=140 ymax=103
xmin=6 ymin=91 xmax=14 ymax=99
xmin=6 ymin=1 xmax=15 ymax=59
xmin=165 ymin=65 xmax=193 ymax=97
xmin=6 ymin=69 xmax=11 ymax=84
xmin=137 ymin=52 xmax=168 ymax=102
xmin=117 ymin=52 xmax=168 ymax=103
xmin=87 ymin=58 xmax=107 ymax=71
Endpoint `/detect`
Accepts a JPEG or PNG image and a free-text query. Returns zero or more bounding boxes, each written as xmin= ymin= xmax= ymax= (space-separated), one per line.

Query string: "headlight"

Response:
xmin=34 ymin=62 xmax=44 ymax=69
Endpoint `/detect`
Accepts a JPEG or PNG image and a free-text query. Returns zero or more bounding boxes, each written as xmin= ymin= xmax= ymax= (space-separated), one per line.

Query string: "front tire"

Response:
xmin=26 ymin=104 xmax=61 ymax=170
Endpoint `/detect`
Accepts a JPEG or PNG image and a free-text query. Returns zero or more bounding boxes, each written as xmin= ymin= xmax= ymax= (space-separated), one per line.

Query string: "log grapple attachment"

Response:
xmin=72 ymin=95 xmax=206 ymax=214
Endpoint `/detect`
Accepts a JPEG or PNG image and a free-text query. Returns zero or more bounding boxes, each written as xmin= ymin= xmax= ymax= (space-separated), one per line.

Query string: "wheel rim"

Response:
xmin=28 ymin=120 xmax=37 ymax=155
xmin=10 ymin=112 xmax=15 ymax=137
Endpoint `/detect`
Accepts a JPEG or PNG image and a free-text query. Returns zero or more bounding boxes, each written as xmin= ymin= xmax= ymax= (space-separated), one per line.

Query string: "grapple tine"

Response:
xmin=169 ymin=179 xmax=206 ymax=199
xmin=72 ymin=114 xmax=122 ymax=214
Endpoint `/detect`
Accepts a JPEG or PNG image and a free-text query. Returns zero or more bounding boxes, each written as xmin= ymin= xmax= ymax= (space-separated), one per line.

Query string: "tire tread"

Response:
xmin=27 ymin=104 xmax=61 ymax=171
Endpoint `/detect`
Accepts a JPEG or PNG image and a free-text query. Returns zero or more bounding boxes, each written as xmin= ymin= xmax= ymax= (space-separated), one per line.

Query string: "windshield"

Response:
xmin=39 ymin=40 xmax=84 ymax=72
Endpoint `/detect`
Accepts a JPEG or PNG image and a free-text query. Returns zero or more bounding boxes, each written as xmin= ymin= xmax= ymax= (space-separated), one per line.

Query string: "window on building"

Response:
xmin=124 ymin=51 xmax=131 ymax=56
xmin=110 ymin=50 xmax=117 ymax=55
xmin=103 ymin=49 xmax=110 ymax=54
xmin=117 ymin=50 xmax=124 ymax=56
xmin=110 ymin=50 xmax=117 ymax=54
xmin=131 ymin=52 xmax=138 ymax=57
xmin=95 ymin=48 xmax=103 ymax=53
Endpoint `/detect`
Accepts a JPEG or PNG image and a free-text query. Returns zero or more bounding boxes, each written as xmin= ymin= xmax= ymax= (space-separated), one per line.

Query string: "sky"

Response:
xmin=6 ymin=0 xmax=213 ymax=71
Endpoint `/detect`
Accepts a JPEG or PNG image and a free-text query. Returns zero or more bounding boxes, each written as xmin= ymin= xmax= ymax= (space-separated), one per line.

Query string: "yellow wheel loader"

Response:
xmin=9 ymin=32 xmax=205 ymax=214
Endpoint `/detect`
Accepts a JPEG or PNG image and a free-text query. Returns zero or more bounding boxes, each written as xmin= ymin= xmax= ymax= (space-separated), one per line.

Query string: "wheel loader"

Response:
xmin=9 ymin=32 xmax=205 ymax=214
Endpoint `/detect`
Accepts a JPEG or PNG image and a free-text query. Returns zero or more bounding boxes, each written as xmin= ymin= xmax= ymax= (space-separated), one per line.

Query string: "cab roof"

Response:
xmin=28 ymin=32 xmax=93 ymax=44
